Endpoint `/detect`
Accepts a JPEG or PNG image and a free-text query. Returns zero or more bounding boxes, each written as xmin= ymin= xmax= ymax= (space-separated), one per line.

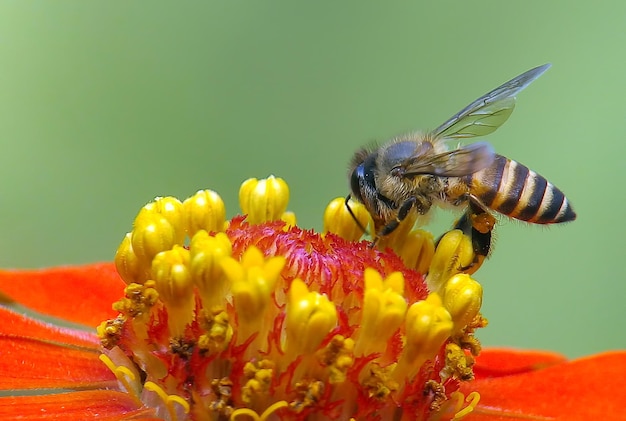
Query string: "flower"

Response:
xmin=0 ymin=176 xmax=624 ymax=420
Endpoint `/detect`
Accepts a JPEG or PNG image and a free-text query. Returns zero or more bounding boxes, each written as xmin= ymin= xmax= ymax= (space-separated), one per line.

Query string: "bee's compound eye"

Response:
xmin=350 ymin=164 xmax=365 ymax=203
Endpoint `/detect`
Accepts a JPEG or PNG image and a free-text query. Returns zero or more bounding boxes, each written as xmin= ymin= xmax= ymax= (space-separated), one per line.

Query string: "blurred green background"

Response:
xmin=0 ymin=2 xmax=624 ymax=358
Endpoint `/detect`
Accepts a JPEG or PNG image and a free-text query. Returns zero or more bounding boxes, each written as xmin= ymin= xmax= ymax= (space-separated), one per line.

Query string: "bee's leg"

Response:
xmin=378 ymin=196 xmax=418 ymax=237
xmin=344 ymin=194 xmax=369 ymax=235
xmin=452 ymin=197 xmax=496 ymax=274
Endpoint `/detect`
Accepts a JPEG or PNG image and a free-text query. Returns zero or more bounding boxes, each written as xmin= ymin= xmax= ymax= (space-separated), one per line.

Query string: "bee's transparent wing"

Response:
xmin=433 ymin=64 xmax=550 ymax=139
xmin=401 ymin=141 xmax=495 ymax=177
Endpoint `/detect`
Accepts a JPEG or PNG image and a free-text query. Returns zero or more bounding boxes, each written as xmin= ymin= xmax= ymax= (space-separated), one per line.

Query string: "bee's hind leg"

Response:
xmin=444 ymin=197 xmax=496 ymax=274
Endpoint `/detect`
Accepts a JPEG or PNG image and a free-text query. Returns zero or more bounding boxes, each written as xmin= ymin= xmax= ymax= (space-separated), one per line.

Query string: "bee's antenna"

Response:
xmin=344 ymin=194 xmax=369 ymax=235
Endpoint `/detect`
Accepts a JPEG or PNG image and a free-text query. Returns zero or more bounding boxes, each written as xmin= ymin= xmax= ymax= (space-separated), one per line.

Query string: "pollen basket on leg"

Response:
xmin=102 ymin=176 xmax=487 ymax=420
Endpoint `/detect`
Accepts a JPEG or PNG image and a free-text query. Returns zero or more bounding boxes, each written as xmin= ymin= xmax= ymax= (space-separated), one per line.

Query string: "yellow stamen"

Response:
xmin=151 ymin=245 xmax=193 ymax=337
xmin=395 ymin=293 xmax=453 ymax=381
xmin=441 ymin=274 xmax=483 ymax=334
xmin=142 ymin=196 xmax=186 ymax=244
xmin=131 ymin=211 xmax=178 ymax=263
xmin=323 ymin=197 xmax=372 ymax=241
xmin=356 ymin=269 xmax=407 ymax=356
xmin=183 ymin=189 xmax=226 ymax=236
xmin=395 ymin=229 xmax=435 ymax=274
xmin=115 ymin=233 xmax=151 ymax=285
xmin=230 ymin=400 xmax=289 ymax=421
xmin=280 ymin=210 xmax=297 ymax=229
xmin=220 ymin=246 xmax=286 ymax=348
xmin=426 ymin=229 xmax=474 ymax=292
xmin=189 ymin=230 xmax=233 ymax=309
xmin=144 ymin=381 xmax=190 ymax=421
xmin=285 ymin=279 xmax=338 ymax=357
xmin=239 ymin=175 xmax=290 ymax=224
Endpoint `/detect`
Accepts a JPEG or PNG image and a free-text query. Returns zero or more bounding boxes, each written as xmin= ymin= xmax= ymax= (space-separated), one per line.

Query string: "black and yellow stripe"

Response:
xmin=467 ymin=155 xmax=576 ymax=224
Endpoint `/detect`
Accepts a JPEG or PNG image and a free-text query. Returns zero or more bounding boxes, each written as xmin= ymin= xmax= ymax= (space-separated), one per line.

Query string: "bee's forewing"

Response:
xmin=433 ymin=64 xmax=550 ymax=139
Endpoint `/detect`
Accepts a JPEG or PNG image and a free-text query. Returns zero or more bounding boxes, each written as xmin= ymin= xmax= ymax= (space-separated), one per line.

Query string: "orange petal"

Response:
xmin=0 ymin=263 xmax=124 ymax=327
xmin=0 ymin=306 xmax=100 ymax=348
xmin=462 ymin=351 xmax=626 ymax=421
xmin=0 ymin=335 xmax=115 ymax=390
xmin=0 ymin=307 xmax=115 ymax=390
xmin=473 ymin=347 xmax=567 ymax=378
xmin=0 ymin=390 xmax=157 ymax=420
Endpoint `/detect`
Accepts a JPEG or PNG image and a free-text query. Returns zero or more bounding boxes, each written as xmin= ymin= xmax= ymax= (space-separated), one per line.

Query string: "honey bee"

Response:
xmin=347 ymin=64 xmax=576 ymax=258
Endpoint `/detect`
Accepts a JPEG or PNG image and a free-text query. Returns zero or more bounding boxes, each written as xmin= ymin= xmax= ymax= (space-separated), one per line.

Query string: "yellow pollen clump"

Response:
xmin=111 ymin=281 xmax=159 ymax=321
xmin=239 ymin=175 xmax=290 ymax=224
xmin=241 ymin=360 xmax=275 ymax=405
xmin=426 ymin=229 xmax=474 ymax=292
xmin=440 ymin=342 xmax=475 ymax=382
xmin=197 ymin=308 xmax=234 ymax=354
xmin=316 ymin=335 xmax=355 ymax=384
xmin=356 ymin=268 xmax=407 ymax=356
xmin=183 ymin=189 xmax=226 ymax=236
xmin=323 ymin=197 xmax=372 ymax=241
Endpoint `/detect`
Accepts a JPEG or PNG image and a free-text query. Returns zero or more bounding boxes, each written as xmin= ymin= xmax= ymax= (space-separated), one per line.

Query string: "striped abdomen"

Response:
xmin=467 ymin=155 xmax=576 ymax=224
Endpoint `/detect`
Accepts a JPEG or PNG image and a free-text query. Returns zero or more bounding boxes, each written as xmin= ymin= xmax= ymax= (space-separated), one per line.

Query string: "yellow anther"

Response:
xmin=220 ymin=246 xmax=285 ymax=347
xmin=189 ymin=230 xmax=233 ymax=309
xmin=198 ymin=309 xmax=234 ymax=354
xmin=323 ymin=197 xmax=372 ymax=242
xmin=395 ymin=229 xmax=435 ymax=274
xmin=425 ymin=229 xmax=474 ymax=292
xmin=151 ymin=245 xmax=193 ymax=337
xmin=115 ymin=233 xmax=151 ymax=285
xmin=183 ymin=189 xmax=226 ymax=237
xmin=144 ymin=381 xmax=190 ymax=421
xmin=131 ymin=211 xmax=178 ymax=263
xmin=142 ymin=196 xmax=186 ymax=244
xmin=239 ymin=175 xmax=290 ymax=224
xmin=395 ymin=293 xmax=453 ymax=381
xmin=441 ymin=274 xmax=483 ymax=334
xmin=285 ymin=279 xmax=338 ymax=356
xmin=356 ymin=269 xmax=407 ymax=356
